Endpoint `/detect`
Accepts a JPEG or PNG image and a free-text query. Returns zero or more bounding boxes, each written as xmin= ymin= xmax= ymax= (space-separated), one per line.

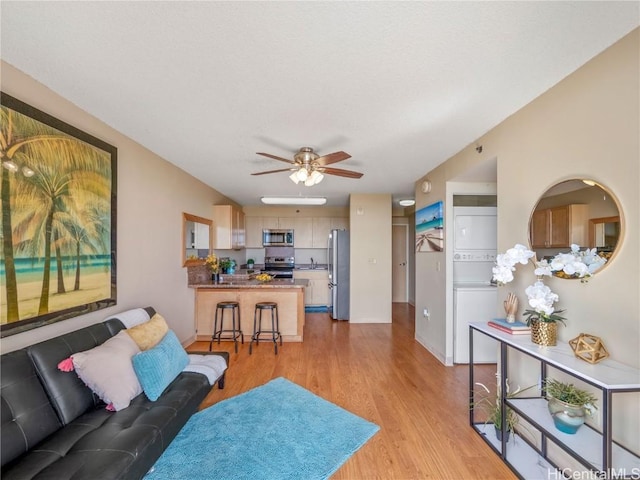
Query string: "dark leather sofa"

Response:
xmin=1 ymin=307 xmax=228 ymax=480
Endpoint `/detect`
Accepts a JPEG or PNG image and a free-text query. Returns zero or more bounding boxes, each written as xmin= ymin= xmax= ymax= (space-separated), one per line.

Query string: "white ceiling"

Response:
xmin=1 ymin=2 xmax=638 ymax=207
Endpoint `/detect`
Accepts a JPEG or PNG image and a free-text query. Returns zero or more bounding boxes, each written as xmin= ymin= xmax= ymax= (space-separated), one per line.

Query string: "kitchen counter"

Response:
xmin=192 ymin=279 xmax=308 ymax=289
xmin=192 ymin=280 xmax=307 ymax=342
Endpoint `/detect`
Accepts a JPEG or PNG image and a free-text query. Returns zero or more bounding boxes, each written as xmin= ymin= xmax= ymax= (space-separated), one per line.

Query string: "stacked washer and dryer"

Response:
xmin=453 ymin=206 xmax=499 ymax=364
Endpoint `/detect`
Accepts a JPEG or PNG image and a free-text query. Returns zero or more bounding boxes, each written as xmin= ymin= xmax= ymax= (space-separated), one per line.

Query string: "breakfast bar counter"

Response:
xmin=191 ymin=279 xmax=308 ymax=342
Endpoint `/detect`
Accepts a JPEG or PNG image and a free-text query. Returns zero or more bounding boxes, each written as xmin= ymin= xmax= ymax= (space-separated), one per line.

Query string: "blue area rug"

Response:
xmin=145 ymin=377 xmax=379 ymax=480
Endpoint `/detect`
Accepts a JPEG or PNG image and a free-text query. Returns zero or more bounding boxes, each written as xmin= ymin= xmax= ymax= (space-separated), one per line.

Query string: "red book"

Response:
xmin=487 ymin=321 xmax=531 ymax=335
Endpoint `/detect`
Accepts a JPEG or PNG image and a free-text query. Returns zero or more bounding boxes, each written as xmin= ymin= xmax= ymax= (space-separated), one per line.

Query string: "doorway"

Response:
xmin=392 ymin=224 xmax=408 ymax=302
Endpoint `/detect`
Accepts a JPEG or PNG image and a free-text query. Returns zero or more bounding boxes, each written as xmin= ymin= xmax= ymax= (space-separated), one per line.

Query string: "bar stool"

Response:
xmin=211 ymin=301 xmax=243 ymax=353
xmin=249 ymin=302 xmax=282 ymax=354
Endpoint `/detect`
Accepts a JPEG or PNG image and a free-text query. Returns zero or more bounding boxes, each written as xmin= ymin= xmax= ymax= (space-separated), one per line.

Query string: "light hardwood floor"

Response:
xmin=187 ymin=303 xmax=516 ymax=480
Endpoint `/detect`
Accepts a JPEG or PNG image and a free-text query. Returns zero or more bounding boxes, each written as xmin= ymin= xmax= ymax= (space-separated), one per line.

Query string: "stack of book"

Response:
xmin=488 ymin=318 xmax=531 ymax=335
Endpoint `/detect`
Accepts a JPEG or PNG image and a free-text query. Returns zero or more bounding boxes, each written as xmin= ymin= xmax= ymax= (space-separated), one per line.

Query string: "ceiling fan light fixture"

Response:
xmin=289 ymin=172 xmax=300 ymax=184
xmin=304 ymin=170 xmax=323 ymax=186
xmin=296 ymin=167 xmax=308 ymax=182
xmin=261 ymin=196 xmax=327 ymax=206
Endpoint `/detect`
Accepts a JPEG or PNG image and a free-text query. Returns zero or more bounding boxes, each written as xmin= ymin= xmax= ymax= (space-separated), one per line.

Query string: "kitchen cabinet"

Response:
xmin=274 ymin=217 xmax=295 ymax=230
xmin=212 ymin=205 xmax=245 ymax=250
xmin=245 ymin=216 xmax=264 ymax=248
xmin=293 ymin=270 xmax=329 ymax=306
xmin=469 ymin=322 xmax=640 ymax=478
xmin=530 ymin=204 xmax=588 ymax=249
xmin=292 ymin=217 xmax=313 ymax=248
xmin=312 ymin=218 xmax=331 ymax=248
xmin=331 ymin=217 xmax=349 ymax=231
xmin=244 ymin=216 xmax=348 ymax=249
xmin=262 ymin=217 xmax=280 ymax=229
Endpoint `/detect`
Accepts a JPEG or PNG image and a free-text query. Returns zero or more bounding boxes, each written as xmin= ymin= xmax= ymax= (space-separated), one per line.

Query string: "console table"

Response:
xmin=469 ymin=322 xmax=640 ymax=479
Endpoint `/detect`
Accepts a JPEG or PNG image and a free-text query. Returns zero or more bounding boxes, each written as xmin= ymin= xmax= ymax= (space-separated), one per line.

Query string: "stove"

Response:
xmin=264 ymin=246 xmax=294 ymax=279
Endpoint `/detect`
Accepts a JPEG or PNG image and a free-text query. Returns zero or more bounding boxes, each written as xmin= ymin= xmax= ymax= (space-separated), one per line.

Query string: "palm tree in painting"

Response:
xmin=12 ymin=153 xmax=110 ymax=315
xmin=57 ymin=199 xmax=110 ymax=292
xmin=1 ymin=102 xmax=111 ymax=322
xmin=53 ymin=229 xmax=67 ymax=294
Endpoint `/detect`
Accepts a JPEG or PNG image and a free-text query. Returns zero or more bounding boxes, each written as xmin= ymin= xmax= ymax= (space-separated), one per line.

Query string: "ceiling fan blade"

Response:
xmin=321 ymin=167 xmax=363 ymax=179
xmin=314 ymin=151 xmax=351 ymax=166
xmin=256 ymin=152 xmax=296 ymax=164
xmin=251 ymin=168 xmax=296 ymax=176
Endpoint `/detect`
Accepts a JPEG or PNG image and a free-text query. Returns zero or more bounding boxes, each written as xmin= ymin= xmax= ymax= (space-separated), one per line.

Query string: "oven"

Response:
xmin=264 ymin=247 xmax=295 ymax=279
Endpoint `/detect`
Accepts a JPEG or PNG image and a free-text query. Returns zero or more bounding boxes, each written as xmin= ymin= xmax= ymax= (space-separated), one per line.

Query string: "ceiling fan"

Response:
xmin=252 ymin=147 xmax=363 ymax=186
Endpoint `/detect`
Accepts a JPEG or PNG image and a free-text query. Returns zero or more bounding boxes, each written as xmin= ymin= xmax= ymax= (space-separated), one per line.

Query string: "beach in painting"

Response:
xmin=1 ymin=257 xmax=111 ymax=324
xmin=415 ymin=202 xmax=444 ymax=252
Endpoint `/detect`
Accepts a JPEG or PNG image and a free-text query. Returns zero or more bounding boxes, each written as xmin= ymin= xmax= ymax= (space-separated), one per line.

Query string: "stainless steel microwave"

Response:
xmin=262 ymin=229 xmax=294 ymax=247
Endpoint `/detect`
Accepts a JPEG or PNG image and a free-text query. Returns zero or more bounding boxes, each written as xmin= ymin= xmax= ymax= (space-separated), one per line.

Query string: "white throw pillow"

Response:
xmin=71 ymin=330 xmax=143 ymax=411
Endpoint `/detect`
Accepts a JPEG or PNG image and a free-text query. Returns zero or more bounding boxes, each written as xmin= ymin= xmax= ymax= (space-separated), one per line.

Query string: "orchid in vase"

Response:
xmin=492 ymin=244 xmax=606 ymax=326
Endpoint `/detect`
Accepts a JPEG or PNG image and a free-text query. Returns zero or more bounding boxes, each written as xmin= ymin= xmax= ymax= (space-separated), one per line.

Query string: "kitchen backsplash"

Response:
xmin=244 ymin=248 xmax=327 ymax=265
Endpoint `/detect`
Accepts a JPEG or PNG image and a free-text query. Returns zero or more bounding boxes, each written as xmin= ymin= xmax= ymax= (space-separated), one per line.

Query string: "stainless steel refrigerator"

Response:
xmin=327 ymin=229 xmax=350 ymax=320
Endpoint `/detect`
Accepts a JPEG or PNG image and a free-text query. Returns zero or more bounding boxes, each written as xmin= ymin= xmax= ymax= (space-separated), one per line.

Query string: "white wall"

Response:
xmin=415 ymin=28 xmax=639 ymax=452
xmin=349 ymin=194 xmax=392 ymax=323
xmin=1 ymin=61 xmax=236 ymax=352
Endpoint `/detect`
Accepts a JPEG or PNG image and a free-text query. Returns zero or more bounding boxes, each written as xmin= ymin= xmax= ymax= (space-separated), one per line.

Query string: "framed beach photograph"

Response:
xmin=415 ymin=201 xmax=444 ymax=252
xmin=1 ymin=93 xmax=117 ymax=337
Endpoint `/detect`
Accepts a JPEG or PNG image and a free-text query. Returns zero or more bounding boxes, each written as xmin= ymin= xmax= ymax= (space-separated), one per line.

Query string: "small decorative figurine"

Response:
xmin=504 ymin=292 xmax=519 ymax=323
xmin=569 ymin=333 xmax=609 ymax=364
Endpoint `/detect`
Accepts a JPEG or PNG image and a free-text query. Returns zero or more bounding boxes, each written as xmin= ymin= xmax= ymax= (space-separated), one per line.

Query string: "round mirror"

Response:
xmin=528 ymin=179 xmax=622 ymax=277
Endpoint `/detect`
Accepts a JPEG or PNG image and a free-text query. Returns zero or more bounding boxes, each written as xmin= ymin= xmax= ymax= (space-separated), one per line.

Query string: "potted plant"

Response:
xmin=473 ymin=375 xmax=536 ymax=442
xmin=219 ymin=258 xmax=236 ymax=274
xmin=543 ymin=378 xmax=597 ymax=434
xmin=246 ymin=258 xmax=255 ymax=272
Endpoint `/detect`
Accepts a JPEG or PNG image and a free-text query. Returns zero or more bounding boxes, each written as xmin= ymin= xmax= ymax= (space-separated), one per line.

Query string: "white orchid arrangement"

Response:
xmin=492 ymin=244 xmax=606 ymax=326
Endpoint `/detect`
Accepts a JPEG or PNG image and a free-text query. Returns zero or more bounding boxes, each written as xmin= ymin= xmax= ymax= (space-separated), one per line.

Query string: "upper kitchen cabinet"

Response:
xmin=212 ymin=205 xmax=245 ymax=250
xmin=331 ymin=217 xmax=349 ymax=231
xmin=312 ymin=218 xmax=331 ymax=248
xmin=245 ymin=215 xmax=349 ymax=249
xmin=530 ymin=204 xmax=588 ymax=249
xmin=245 ymin=216 xmax=263 ymax=248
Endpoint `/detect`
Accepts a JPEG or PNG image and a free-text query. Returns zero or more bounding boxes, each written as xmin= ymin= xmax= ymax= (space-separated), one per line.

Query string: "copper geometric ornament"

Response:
xmin=569 ymin=333 xmax=610 ymax=364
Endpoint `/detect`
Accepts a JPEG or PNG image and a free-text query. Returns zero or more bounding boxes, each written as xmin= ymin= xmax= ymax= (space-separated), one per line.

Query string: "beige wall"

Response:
xmin=349 ymin=194 xmax=392 ymax=323
xmin=1 ymin=61 xmax=235 ymax=352
xmin=415 ymin=28 xmax=639 ymax=449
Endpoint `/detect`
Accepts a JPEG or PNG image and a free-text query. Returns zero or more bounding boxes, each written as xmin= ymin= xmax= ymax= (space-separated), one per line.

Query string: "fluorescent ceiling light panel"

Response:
xmin=261 ymin=196 xmax=327 ymax=205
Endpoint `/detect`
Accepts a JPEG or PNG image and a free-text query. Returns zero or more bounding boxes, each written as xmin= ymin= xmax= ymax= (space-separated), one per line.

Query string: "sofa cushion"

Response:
xmin=1 ymin=372 xmax=211 ymax=480
xmin=126 ymin=313 xmax=169 ymax=350
xmin=28 ymin=322 xmax=116 ymax=425
xmin=132 ymin=331 xmax=189 ymax=401
xmin=71 ymin=330 xmax=142 ymax=411
xmin=0 ymin=349 xmax=62 ymax=468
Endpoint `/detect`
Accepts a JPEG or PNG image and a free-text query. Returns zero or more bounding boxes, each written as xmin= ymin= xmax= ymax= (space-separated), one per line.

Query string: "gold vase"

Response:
xmin=531 ymin=319 xmax=557 ymax=346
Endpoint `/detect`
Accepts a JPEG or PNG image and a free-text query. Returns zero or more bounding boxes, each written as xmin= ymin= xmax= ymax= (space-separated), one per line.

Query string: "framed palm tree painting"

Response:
xmin=1 ymin=93 xmax=117 ymax=337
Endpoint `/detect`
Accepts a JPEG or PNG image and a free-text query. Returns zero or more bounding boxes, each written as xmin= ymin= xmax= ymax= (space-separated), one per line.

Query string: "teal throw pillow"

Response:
xmin=132 ymin=330 xmax=189 ymax=401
